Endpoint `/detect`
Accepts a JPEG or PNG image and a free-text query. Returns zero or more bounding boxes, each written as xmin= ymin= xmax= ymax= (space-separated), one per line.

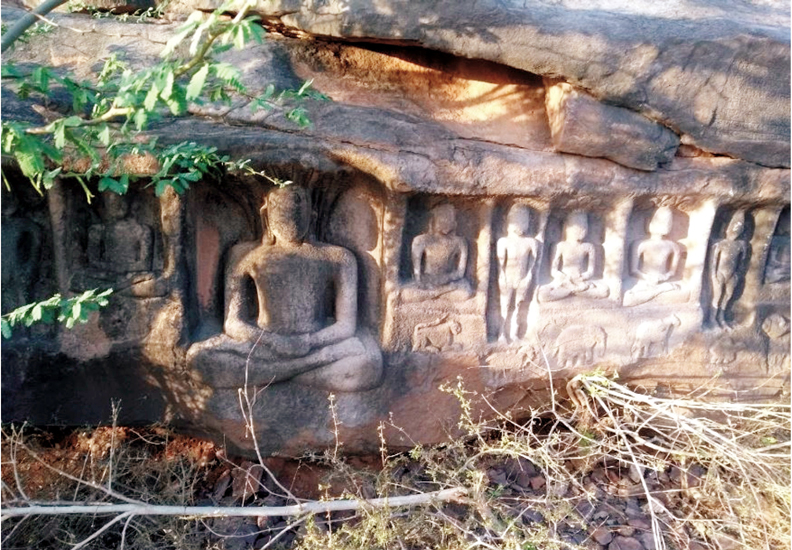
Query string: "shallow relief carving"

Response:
xmin=383 ymin=195 xmax=491 ymax=352
xmin=62 ymin=188 xmax=173 ymax=347
xmin=623 ymin=205 xmax=689 ymax=307
xmin=187 ymin=185 xmax=383 ymax=393
xmin=496 ymin=203 xmax=542 ymax=343
xmin=706 ymin=209 xmax=751 ymax=329
xmin=1 ymin=192 xmax=47 ymax=314
xmin=764 ymin=206 xmax=790 ymax=286
xmin=70 ymin=192 xmax=167 ymax=298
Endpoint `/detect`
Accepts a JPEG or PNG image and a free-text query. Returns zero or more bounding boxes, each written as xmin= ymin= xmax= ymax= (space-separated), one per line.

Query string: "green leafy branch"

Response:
xmin=1 ymin=288 xmax=113 ymax=339
xmin=1 ymin=1 xmax=270 ymax=199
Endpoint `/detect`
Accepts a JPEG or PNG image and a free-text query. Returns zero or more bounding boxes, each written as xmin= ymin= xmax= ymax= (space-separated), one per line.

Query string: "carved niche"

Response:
xmin=764 ymin=206 xmax=790 ymax=285
xmin=187 ymin=184 xmax=383 ymax=393
xmin=383 ymin=195 xmax=492 ymax=351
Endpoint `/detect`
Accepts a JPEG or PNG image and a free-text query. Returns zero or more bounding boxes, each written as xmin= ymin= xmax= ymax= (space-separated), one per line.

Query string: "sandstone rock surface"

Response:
xmin=181 ymin=0 xmax=790 ymax=167
xmin=1 ymin=5 xmax=789 ymax=456
xmin=546 ymin=82 xmax=680 ymax=171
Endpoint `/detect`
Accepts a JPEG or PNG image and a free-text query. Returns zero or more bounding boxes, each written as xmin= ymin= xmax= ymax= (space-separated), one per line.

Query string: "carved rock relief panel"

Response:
xmin=383 ymin=194 xmax=492 ymax=352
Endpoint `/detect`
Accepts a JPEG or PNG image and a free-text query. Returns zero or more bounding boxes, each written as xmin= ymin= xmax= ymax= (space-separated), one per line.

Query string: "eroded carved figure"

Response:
xmin=401 ymin=203 xmax=473 ymax=302
xmin=71 ymin=192 xmax=162 ymax=297
xmin=187 ymin=185 xmax=383 ymax=392
xmin=412 ymin=314 xmax=462 ymax=353
xmin=631 ymin=314 xmax=680 ymax=359
xmin=761 ymin=313 xmax=791 ymax=372
xmin=551 ymin=324 xmax=606 ymax=369
xmin=1 ymin=200 xmax=42 ymax=311
xmin=538 ymin=211 xmax=608 ymax=303
xmin=765 ymin=208 xmax=790 ymax=284
xmin=709 ymin=210 xmax=749 ymax=328
xmin=623 ymin=206 xmax=688 ymax=307
xmin=497 ymin=204 xmax=539 ymax=342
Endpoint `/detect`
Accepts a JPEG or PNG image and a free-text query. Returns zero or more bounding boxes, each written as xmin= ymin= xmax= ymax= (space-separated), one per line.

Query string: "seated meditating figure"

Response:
xmin=537 ymin=211 xmax=609 ymax=303
xmin=623 ymin=206 xmax=687 ymax=307
xmin=187 ymin=185 xmax=383 ymax=393
xmin=497 ymin=204 xmax=540 ymax=342
xmin=709 ymin=210 xmax=749 ymax=328
xmin=400 ymin=203 xmax=473 ymax=302
xmin=71 ymin=192 xmax=163 ymax=297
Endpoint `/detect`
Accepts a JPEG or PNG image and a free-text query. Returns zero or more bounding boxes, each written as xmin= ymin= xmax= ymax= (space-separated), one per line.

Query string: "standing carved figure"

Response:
xmin=709 ymin=210 xmax=749 ymax=329
xmin=538 ymin=211 xmax=609 ymax=303
xmin=764 ymin=207 xmax=790 ymax=284
xmin=497 ymin=204 xmax=539 ymax=343
xmin=187 ymin=185 xmax=382 ymax=392
xmin=623 ymin=206 xmax=686 ymax=307
xmin=401 ymin=203 xmax=472 ymax=302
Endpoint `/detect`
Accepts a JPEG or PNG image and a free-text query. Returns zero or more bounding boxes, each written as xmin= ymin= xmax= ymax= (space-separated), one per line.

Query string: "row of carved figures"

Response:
xmin=402 ymin=201 xmax=789 ymax=342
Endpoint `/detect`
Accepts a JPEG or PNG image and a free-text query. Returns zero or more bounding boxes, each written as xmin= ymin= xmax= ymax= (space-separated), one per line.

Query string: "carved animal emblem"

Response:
xmin=551 ymin=325 xmax=606 ymax=369
xmin=709 ymin=336 xmax=743 ymax=365
xmin=412 ymin=314 xmax=463 ymax=353
xmin=631 ymin=314 xmax=681 ymax=359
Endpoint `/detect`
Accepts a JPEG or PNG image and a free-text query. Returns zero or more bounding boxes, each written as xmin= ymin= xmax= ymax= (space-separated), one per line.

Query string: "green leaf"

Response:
xmin=144 ymin=82 xmax=160 ymax=111
xmin=99 ymin=125 xmax=111 ymax=147
xmin=161 ymin=17 xmax=200 ymax=58
xmin=53 ymin=122 xmax=67 ymax=149
xmin=134 ymin=109 xmax=148 ymax=131
xmin=1 ymin=319 xmax=11 ymax=339
xmin=186 ymin=64 xmax=209 ymax=101
xmin=160 ymin=69 xmax=174 ymax=101
xmin=62 ymin=116 xmax=84 ymax=127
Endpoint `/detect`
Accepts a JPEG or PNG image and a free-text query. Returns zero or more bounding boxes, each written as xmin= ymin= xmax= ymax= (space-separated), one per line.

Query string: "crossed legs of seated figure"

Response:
xmin=538 ymin=279 xmax=609 ymax=302
xmin=622 ymin=280 xmax=685 ymax=307
xmin=188 ymin=330 xmax=382 ymax=392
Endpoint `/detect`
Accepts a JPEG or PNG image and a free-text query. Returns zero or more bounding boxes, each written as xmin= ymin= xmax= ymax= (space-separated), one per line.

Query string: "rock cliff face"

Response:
xmin=2 ymin=1 xmax=789 ymax=456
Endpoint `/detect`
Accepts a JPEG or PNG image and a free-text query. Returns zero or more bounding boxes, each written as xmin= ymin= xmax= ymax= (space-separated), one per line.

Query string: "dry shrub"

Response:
xmin=1 ymin=374 xmax=789 ymax=550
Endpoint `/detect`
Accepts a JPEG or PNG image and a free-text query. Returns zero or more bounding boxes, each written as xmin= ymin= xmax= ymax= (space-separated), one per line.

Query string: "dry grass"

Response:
xmin=1 ymin=374 xmax=789 ymax=550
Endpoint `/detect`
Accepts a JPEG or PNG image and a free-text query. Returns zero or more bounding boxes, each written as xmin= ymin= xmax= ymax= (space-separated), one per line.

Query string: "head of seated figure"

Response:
xmin=264 ymin=185 xmax=312 ymax=246
xmin=187 ymin=184 xmax=382 ymax=393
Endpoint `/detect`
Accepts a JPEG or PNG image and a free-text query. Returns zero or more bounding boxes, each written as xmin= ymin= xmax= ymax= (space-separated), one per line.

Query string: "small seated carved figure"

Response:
xmin=497 ymin=204 xmax=539 ymax=342
xmin=709 ymin=210 xmax=749 ymax=329
xmin=623 ymin=206 xmax=687 ymax=307
xmin=400 ymin=203 xmax=473 ymax=302
xmin=71 ymin=192 xmax=163 ymax=297
xmin=187 ymin=185 xmax=383 ymax=393
xmin=537 ymin=211 xmax=609 ymax=303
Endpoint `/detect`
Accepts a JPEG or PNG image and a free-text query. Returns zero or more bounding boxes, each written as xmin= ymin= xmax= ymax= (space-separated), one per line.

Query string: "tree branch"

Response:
xmin=1 ymin=0 xmax=71 ymax=53
xmin=1 ymin=487 xmax=467 ymax=518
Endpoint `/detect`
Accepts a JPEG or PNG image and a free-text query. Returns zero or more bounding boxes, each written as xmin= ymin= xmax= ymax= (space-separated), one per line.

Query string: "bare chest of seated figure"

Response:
xmin=243 ymin=244 xmax=345 ymax=335
xmin=418 ymin=235 xmax=466 ymax=286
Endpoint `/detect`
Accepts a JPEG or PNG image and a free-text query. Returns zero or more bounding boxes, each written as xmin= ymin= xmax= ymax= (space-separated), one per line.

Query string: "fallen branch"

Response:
xmin=1 ymin=487 xmax=467 ymax=519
